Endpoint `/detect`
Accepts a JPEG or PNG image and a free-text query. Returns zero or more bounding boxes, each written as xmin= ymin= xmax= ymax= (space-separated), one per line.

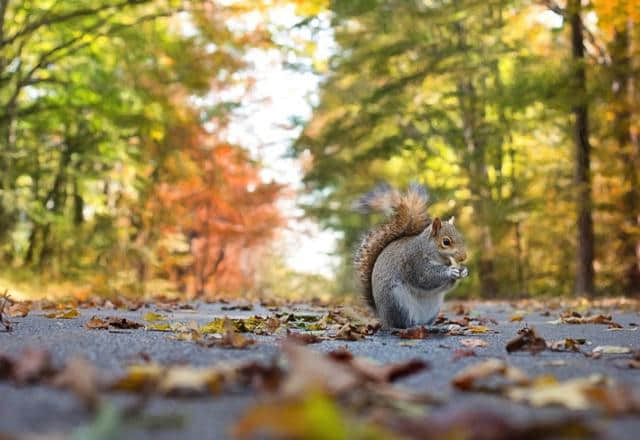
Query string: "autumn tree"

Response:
xmin=0 ymin=0 xmax=283 ymax=296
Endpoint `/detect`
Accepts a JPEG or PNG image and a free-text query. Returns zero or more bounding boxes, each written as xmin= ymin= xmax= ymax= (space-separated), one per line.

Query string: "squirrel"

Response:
xmin=354 ymin=183 xmax=468 ymax=329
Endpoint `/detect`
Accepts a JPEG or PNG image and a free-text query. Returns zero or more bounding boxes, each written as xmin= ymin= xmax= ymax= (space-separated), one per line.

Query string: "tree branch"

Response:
xmin=0 ymin=0 xmax=150 ymax=48
xmin=0 ymin=8 xmax=180 ymax=120
xmin=0 ymin=0 xmax=9 ymax=43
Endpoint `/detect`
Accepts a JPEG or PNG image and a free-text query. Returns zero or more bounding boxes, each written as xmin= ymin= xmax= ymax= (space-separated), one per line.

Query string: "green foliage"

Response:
xmin=293 ymin=0 xmax=640 ymax=297
xmin=0 ymin=1 xmax=282 ymax=297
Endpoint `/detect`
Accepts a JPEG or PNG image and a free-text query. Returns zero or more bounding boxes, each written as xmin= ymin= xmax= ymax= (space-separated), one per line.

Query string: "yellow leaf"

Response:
xmin=199 ymin=318 xmax=227 ymax=334
xmin=146 ymin=323 xmax=171 ymax=332
xmin=45 ymin=309 xmax=79 ymax=319
xmin=143 ymin=312 xmax=167 ymax=323
xmin=468 ymin=325 xmax=490 ymax=334
xmin=509 ymin=313 xmax=524 ymax=322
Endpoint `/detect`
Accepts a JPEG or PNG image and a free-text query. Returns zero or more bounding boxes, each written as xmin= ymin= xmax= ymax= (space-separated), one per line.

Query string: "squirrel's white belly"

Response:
xmin=393 ymin=283 xmax=453 ymax=326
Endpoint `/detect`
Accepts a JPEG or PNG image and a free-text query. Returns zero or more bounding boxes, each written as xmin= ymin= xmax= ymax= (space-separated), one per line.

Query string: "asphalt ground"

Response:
xmin=1 ymin=300 xmax=639 ymax=439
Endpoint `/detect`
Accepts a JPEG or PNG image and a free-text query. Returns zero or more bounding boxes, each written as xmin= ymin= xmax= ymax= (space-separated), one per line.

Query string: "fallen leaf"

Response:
xmin=8 ymin=302 xmax=30 ymax=318
xmin=280 ymin=343 xmax=428 ymax=400
xmin=234 ymin=392 xmax=375 ymax=440
xmin=143 ymin=312 xmax=167 ymax=323
xmin=51 ymin=358 xmax=102 ymax=410
xmin=507 ymin=374 xmax=616 ymax=411
xmin=467 ymin=325 xmax=490 ymax=334
xmin=219 ymin=324 xmax=256 ymax=349
xmin=451 ymin=349 xmax=477 ymax=362
xmin=550 ymin=313 xmax=623 ymax=327
xmin=327 ymin=349 xmax=428 ymax=383
xmin=197 ymin=319 xmax=255 ymax=349
xmin=381 ymin=407 xmax=596 ymax=440
xmin=10 ymin=348 xmax=54 ymax=384
xmin=286 ymin=332 xmax=323 ymax=345
xmin=45 ymin=309 xmax=79 ymax=319
xmin=221 ymin=302 xmax=253 ymax=311
xmin=548 ymin=338 xmax=586 ymax=352
xmin=200 ymin=318 xmax=232 ymax=334
xmin=622 ymin=359 xmax=640 ymax=369
xmin=505 ymin=327 xmax=547 ymax=354
xmin=541 ymin=359 xmax=568 ymax=367
xmin=460 ymin=338 xmax=488 ymax=348
xmin=85 ymin=316 xmax=110 ymax=330
xmin=85 ymin=316 xmax=142 ymax=330
xmin=592 ymin=345 xmax=631 ymax=355
xmin=111 ymin=363 xmax=234 ymax=396
xmin=146 ymin=322 xmax=172 ymax=331
xmin=452 ymin=359 xmax=529 ymax=391
xmin=606 ymin=325 xmax=638 ymax=331
xmin=392 ymin=326 xmax=430 ymax=339
xmin=332 ymin=323 xmax=365 ymax=341
xmin=509 ymin=313 xmax=524 ymax=322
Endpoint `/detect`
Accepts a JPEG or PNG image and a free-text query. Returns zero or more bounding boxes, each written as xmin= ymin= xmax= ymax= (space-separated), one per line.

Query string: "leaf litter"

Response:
xmin=3 ymin=298 xmax=640 ymax=439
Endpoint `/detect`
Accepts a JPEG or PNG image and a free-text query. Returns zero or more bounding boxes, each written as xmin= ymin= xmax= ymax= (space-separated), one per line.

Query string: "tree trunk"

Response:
xmin=622 ymin=19 xmax=640 ymax=295
xmin=569 ymin=0 xmax=595 ymax=296
xmin=457 ymin=79 xmax=499 ymax=297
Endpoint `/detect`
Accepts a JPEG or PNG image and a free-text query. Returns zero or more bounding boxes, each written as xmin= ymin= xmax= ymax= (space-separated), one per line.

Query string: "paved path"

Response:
xmin=1 ymin=301 xmax=639 ymax=439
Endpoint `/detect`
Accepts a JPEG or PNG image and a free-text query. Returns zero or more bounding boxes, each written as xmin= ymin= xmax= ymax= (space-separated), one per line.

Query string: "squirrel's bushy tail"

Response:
xmin=354 ymin=183 xmax=431 ymax=310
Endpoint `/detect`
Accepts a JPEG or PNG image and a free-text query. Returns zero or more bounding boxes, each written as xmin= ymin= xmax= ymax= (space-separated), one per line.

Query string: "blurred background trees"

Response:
xmin=293 ymin=0 xmax=640 ymax=298
xmin=0 ymin=0 xmax=638 ymax=299
xmin=0 ymin=0 xmax=282 ymax=297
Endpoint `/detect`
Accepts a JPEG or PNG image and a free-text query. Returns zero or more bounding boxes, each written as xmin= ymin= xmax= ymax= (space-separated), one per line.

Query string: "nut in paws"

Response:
xmin=448 ymin=266 xmax=469 ymax=279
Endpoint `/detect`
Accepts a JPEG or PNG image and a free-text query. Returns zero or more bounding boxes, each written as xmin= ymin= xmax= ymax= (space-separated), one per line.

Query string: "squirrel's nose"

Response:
xmin=456 ymin=251 xmax=467 ymax=262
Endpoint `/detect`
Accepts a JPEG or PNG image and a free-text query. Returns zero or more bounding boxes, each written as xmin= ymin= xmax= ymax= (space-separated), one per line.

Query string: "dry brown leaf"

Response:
xmin=451 ymin=349 xmax=477 ymax=362
xmin=84 ymin=316 xmax=110 ymax=330
xmin=452 ymin=359 xmax=529 ymax=391
xmin=332 ymin=323 xmax=365 ymax=341
xmin=328 ymin=348 xmax=428 ymax=383
xmin=620 ymin=359 xmax=640 ymax=369
xmin=460 ymin=338 xmax=488 ymax=348
xmin=551 ymin=313 xmax=622 ymax=327
xmin=285 ymin=332 xmax=323 ymax=345
xmin=381 ymin=407 xmax=596 ymax=440
xmin=84 ymin=315 xmax=142 ymax=330
xmin=10 ymin=348 xmax=54 ymax=384
xmin=392 ymin=326 xmax=431 ymax=339
xmin=219 ymin=329 xmax=256 ymax=349
xmin=280 ymin=343 xmax=360 ymax=397
xmin=505 ymin=327 xmax=547 ymax=354
xmin=51 ymin=358 xmax=102 ymax=410
xmin=7 ymin=302 xmax=30 ymax=318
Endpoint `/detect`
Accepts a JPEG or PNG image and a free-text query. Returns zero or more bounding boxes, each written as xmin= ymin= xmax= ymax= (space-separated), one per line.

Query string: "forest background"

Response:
xmin=0 ymin=0 xmax=638 ymax=301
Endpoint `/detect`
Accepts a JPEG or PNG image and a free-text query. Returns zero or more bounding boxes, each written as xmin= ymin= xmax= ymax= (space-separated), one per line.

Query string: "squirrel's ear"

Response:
xmin=448 ymin=216 xmax=455 ymax=225
xmin=431 ymin=217 xmax=442 ymax=237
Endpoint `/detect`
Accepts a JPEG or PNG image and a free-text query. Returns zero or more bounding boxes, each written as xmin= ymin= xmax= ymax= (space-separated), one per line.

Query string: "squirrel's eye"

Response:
xmin=442 ymin=237 xmax=451 ymax=247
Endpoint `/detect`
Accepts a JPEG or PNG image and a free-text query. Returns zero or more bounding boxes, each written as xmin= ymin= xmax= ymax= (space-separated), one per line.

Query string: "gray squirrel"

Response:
xmin=354 ymin=183 xmax=468 ymax=329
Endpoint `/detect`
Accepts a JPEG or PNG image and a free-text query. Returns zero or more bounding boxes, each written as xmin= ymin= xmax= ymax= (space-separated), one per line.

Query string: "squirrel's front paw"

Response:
xmin=447 ymin=266 xmax=469 ymax=279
